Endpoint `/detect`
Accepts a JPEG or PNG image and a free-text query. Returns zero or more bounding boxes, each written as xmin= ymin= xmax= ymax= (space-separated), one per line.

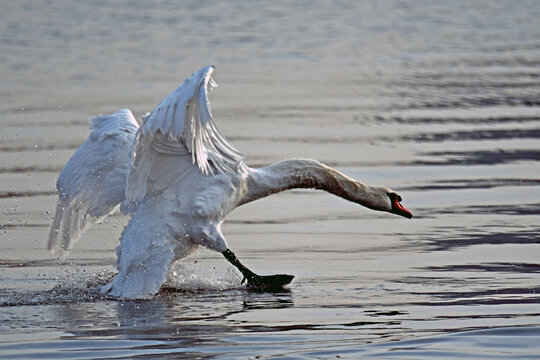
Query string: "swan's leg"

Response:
xmin=222 ymin=249 xmax=294 ymax=289
xmin=222 ymin=249 xmax=256 ymax=281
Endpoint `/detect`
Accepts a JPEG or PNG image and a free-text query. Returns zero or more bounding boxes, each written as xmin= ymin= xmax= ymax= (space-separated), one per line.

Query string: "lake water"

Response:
xmin=1 ymin=1 xmax=539 ymax=359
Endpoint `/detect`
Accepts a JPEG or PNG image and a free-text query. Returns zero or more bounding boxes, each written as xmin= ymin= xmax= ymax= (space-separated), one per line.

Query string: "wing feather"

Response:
xmin=140 ymin=65 xmax=243 ymax=174
xmin=124 ymin=66 xmax=244 ymax=211
xmin=48 ymin=109 xmax=139 ymax=253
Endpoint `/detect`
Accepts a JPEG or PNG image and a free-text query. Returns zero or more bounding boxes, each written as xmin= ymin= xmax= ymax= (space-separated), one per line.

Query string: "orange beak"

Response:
xmin=391 ymin=197 xmax=413 ymax=219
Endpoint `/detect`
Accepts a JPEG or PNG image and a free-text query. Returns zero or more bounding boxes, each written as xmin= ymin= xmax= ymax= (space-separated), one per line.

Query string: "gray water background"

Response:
xmin=1 ymin=1 xmax=539 ymax=358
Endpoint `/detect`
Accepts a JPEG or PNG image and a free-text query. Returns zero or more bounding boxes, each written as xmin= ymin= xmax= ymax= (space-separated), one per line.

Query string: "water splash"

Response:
xmin=163 ymin=262 xmax=243 ymax=293
xmin=0 ymin=267 xmax=115 ymax=306
xmin=0 ymin=262 xmax=246 ymax=307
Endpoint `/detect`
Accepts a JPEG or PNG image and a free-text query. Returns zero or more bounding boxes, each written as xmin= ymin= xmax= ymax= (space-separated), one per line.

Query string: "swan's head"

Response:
xmin=369 ymin=187 xmax=413 ymax=219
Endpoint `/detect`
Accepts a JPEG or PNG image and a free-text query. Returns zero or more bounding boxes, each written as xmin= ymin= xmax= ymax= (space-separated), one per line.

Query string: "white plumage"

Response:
xmin=122 ymin=65 xmax=243 ymax=215
xmin=48 ymin=65 xmax=412 ymax=299
xmin=48 ymin=109 xmax=138 ymax=253
xmin=141 ymin=65 xmax=242 ymax=175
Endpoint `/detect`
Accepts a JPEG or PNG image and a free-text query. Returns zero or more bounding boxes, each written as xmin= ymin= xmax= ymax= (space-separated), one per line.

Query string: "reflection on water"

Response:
xmin=1 ymin=0 xmax=540 ymax=358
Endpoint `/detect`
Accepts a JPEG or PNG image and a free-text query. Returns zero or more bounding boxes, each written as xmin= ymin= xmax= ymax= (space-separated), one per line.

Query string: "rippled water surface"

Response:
xmin=1 ymin=1 xmax=540 ymax=359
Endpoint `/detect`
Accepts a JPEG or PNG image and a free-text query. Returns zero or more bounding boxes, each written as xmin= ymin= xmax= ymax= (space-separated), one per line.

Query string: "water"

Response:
xmin=1 ymin=1 xmax=540 ymax=358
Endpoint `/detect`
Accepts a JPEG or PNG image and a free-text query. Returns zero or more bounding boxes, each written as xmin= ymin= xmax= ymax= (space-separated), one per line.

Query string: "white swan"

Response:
xmin=48 ymin=65 xmax=412 ymax=299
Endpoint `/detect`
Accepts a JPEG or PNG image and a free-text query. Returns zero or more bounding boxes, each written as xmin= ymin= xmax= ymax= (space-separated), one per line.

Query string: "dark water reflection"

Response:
xmin=417 ymin=229 xmax=540 ymax=251
xmin=418 ymin=149 xmax=540 ymax=166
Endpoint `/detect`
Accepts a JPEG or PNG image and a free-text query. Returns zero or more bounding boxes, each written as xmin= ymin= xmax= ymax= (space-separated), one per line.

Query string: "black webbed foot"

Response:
xmin=223 ymin=249 xmax=294 ymax=290
xmin=243 ymin=273 xmax=295 ymax=290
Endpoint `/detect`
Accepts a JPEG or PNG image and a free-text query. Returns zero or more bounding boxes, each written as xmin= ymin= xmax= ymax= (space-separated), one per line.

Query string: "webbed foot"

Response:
xmin=223 ymin=249 xmax=294 ymax=290
xmin=242 ymin=273 xmax=295 ymax=289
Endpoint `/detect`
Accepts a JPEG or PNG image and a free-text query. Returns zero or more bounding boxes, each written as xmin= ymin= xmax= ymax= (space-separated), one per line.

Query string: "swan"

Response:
xmin=48 ymin=65 xmax=412 ymax=299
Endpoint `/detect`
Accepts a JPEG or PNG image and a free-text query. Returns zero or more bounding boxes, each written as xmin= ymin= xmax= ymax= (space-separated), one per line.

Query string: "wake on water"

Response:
xmin=0 ymin=262 xmax=244 ymax=307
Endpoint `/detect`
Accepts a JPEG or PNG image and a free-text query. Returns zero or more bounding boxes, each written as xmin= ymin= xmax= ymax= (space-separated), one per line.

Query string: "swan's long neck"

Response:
xmin=241 ymin=159 xmax=385 ymax=210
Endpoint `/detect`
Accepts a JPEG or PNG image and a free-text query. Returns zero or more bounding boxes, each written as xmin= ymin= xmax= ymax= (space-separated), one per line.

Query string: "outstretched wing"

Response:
xmin=123 ymin=65 xmax=244 ymax=212
xmin=48 ymin=109 xmax=139 ymax=253
xmin=142 ymin=65 xmax=243 ymax=174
